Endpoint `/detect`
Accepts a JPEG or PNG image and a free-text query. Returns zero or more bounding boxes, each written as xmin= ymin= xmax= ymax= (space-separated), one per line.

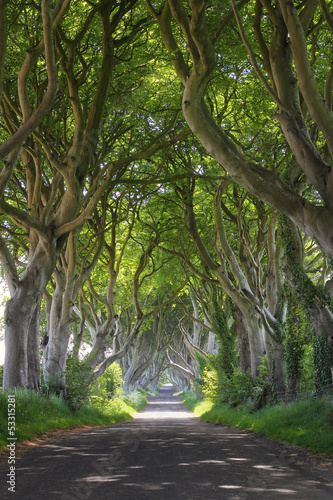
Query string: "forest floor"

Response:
xmin=0 ymin=384 xmax=333 ymax=499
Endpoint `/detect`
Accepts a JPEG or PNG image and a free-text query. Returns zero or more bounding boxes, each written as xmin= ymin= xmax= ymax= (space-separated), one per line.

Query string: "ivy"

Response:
xmin=283 ymin=286 xmax=309 ymax=387
xmin=64 ymin=355 xmax=94 ymax=411
xmin=212 ymin=288 xmax=236 ymax=381
xmin=279 ymin=215 xmax=333 ymax=393
xmin=273 ymin=319 xmax=284 ymax=344
xmin=279 ymin=215 xmax=331 ymax=309
xmin=313 ymin=335 xmax=333 ymax=393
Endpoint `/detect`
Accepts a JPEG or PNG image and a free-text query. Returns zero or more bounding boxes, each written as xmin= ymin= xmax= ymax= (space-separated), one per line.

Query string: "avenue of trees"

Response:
xmin=0 ymin=0 xmax=333 ymax=403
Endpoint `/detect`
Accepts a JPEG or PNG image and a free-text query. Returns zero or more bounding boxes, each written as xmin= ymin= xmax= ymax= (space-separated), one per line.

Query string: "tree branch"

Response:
xmin=0 ymin=0 xmax=60 ymax=161
xmin=0 ymin=233 xmax=20 ymax=296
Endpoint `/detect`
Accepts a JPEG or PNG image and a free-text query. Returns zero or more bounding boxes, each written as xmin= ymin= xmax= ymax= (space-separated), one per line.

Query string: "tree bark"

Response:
xmin=3 ymin=240 xmax=56 ymax=389
xmin=27 ymin=296 xmax=42 ymax=389
xmin=42 ymin=271 xmax=69 ymax=390
xmin=234 ymin=305 xmax=251 ymax=373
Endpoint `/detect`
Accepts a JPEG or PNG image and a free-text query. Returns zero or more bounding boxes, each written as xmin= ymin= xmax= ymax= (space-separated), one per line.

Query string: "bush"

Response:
xmin=202 ymin=363 xmax=267 ymax=408
xmin=90 ymin=362 xmax=123 ymax=402
xmin=64 ymin=355 xmax=93 ymax=411
xmin=202 ymin=366 xmax=218 ymax=400
xmin=123 ymin=390 xmax=147 ymax=411
xmin=183 ymin=389 xmax=204 ymax=411
xmin=89 ymin=389 xmax=147 ymax=419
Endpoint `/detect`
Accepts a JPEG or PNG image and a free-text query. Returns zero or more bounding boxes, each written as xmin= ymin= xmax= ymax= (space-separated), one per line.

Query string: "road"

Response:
xmin=1 ymin=384 xmax=332 ymax=499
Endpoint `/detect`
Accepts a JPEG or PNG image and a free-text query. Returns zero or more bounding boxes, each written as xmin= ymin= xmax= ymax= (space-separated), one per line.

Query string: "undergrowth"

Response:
xmin=0 ymin=389 xmax=147 ymax=448
xmin=183 ymin=391 xmax=333 ymax=455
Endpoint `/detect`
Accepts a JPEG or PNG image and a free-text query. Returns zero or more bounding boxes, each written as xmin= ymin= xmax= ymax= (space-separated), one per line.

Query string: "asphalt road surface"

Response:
xmin=1 ymin=384 xmax=332 ymax=499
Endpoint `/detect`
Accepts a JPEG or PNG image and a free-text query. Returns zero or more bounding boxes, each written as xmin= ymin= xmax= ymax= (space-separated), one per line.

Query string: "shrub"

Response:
xmin=90 ymin=362 xmax=124 ymax=405
xmin=105 ymin=363 xmax=123 ymax=397
xmin=202 ymin=366 xmax=218 ymax=400
xmin=123 ymin=390 xmax=148 ymax=411
xmin=202 ymin=362 xmax=267 ymax=408
xmin=64 ymin=355 xmax=93 ymax=411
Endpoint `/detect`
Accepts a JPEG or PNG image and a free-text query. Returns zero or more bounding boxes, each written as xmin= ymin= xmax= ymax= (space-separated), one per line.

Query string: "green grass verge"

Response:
xmin=0 ymin=389 xmax=147 ymax=448
xmin=183 ymin=391 xmax=333 ymax=455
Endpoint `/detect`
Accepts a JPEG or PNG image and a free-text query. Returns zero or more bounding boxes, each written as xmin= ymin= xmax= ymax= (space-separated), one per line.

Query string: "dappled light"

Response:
xmin=2 ymin=385 xmax=331 ymax=499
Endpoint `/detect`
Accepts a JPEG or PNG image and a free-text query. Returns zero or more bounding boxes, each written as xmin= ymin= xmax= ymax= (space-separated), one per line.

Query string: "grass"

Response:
xmin=0 ymin=389 xmax=147 ymax=448
xmin=183 ymin=391 xmax=333 ymax=455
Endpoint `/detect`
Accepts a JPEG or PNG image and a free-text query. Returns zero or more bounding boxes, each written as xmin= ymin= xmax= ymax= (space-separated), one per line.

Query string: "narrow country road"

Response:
xmin=1 ymin=384 xmax=332 ymax=499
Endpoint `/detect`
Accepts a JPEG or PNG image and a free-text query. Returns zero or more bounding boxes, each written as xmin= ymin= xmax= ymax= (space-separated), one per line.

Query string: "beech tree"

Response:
xmin=146 ymin=0 xmax=333 ymax=255
xmin=146 ymin=0 xmax=333 ymax=374
xmin=0 ymin=0 xmax=187 ymax=389
xmin=1 ymin=0 xmax=333 ymax=395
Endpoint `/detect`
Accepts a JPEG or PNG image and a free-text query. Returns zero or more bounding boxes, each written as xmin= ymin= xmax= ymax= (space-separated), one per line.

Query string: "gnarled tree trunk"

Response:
xmin=3 ymin=240 xmax=57 ymax=389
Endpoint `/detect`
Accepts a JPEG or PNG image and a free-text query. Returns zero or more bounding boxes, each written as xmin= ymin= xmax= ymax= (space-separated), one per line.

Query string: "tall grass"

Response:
xmin=183 ymin=392 xmax=333 ymax=455
xmin=0 ymin=389 xmax=147 ymax=448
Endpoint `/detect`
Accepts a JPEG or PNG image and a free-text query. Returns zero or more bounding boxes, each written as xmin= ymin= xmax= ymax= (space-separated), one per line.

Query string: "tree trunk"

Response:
xmin=283 ymin=217 xmax=333 ymax=387
xmin=86 ymin=319 xmax=116 ymax=370
xmin=264 ymin=332 xmax=286 ymax=396
xmin=3 ymin=242 xmax=56 ymax=390
xmin=244 ymin=309 xmax=265 ymax=377
xmin=234 ymin=306 xmax=251 ymax=373
xmin=27 ymin=296 xmax=42 ymax=389
xmin=43 ymin=271 xmax=71 ymax=390
xmin=4 ymin=291 xmax=33 ymax=389
xmin=191 ymin=295 xmax=201 ymax=345
xmin=206 ymin=333 xmax=216 ymax=354
xmin=43 ymin=322 xmax=70 ymax=391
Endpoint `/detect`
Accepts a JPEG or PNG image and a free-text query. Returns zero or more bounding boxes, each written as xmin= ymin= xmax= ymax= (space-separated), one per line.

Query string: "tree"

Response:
xmin=0 ymin=1 xmax=187 ymax=389
xmin=145 ymin=0 xmax=333 ymax=383
xmin=2 ymin=0 xmax=333 ymax=397
xmin=146 ymin=0 xmax=333 ymax=256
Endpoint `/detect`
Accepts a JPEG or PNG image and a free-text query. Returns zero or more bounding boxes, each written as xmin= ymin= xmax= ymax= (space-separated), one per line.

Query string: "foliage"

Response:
xmin=201 ymin=366 xmax=218 ymax=400
xmin=202 ymin=288 xmax=268 ymax=406
xmin=90 ymin=362 xmax=124 ymax=404
xmin=122 ymin=390 xmax=148 ymax=411
xmin=202 ymin=363 xmax=267 ymax=408
xmin=182 ymin=390 xmax=206 ymax=412
xmin=89 ymin=390 xmax=147 ymax=419
xmin=195 ymin=351 xmax=210 ymax=380
xmin=313 ymin=335 xmax=333 ymax=393
xmin=280 ymin=216 xmax=331 ymax=309
xmin=299 ymin=345 xmax=315 ymax=393
xmin=204 ymin=290 xmax=237 ymax=401
xmin=284 ymin=290 xmax=309 ymax=386
xmin=1 ymin=0 xmax=333 ymax=407
xmin=280 ymin=215 xmax=333 ymax=393
xmin=64 ymin=355 xmax=94 ymax=411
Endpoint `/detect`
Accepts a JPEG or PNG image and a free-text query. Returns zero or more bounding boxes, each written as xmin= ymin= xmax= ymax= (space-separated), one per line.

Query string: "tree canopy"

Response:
xmin=0 ymin=0 xmax=333 ymax=398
